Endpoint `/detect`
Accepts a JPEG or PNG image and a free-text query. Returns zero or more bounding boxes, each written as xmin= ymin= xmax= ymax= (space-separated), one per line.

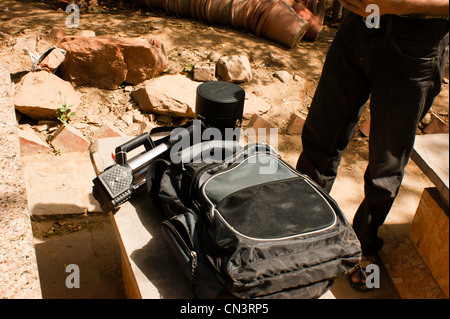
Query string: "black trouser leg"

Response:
xmin=297 ymin=14 xmax=449 ymax=255
xmin=296 ymin=14 xmax=371 ymax=192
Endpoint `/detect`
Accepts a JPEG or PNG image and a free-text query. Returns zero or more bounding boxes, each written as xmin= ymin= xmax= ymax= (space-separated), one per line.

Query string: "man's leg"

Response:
xmin=297 ymin=14 xmax=371 ymax=192
xmin=352 ymin=16 xmax=449 ymax=255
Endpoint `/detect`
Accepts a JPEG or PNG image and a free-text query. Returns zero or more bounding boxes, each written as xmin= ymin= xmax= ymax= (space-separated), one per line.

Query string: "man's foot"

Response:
xmin=348 ymin=254 xmax=379 ymax=292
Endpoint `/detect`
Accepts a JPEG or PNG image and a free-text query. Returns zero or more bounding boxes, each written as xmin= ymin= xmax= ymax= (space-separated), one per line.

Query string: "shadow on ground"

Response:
xmin=32 ymin=214 xmax=126 ymax=299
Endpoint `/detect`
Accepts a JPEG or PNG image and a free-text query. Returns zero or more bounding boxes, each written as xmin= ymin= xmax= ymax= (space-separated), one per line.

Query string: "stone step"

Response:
xmin=22 ymin=152 xmax=102 ymax=216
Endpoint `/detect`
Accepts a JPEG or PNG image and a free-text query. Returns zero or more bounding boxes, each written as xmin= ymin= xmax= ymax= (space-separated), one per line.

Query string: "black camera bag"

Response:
xmin=146 ymin=142 xmax=361 ymax=299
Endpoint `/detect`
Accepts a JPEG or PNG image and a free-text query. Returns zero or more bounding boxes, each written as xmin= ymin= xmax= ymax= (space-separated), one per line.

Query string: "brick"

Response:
xmin=359 ymin=118 xmax=370 ymax=137
xmin=22 ymin=152 xmax=102 ymax=215
xmin=49 ymin=123 xmax=91 ymax=153
xmin=247 ymin=114 xmax=276 ymax=130
xmin=193 ymin=62 xmax=216 ymax=82
xmin=93 ymin=121 xmax=126 ymax=140
xmin=18 ymin=125 xmax=52 ymax=155
xmin=287 ymin=112 xmax=305 ymax=135
xmin=245 ymin=114 xmax=278 ymax=143
xmin=423 ymin=113 xmax=449 ymax=134
xmin=38 ymin=48 xmax=65 ymax=73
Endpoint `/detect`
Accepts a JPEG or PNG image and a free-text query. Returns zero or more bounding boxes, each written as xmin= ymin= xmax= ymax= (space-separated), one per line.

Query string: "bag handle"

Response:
xmin=114 ymin=133 xmax=155 ymax=165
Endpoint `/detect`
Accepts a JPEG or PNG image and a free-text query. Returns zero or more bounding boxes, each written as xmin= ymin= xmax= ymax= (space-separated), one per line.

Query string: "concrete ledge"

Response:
xmin=409 ymin=187 xmax=449 ymax=298
xmin=91 ymin=136 xmax=194 ymax=299
xmin=411 ymin=134 xmax=449 ymax=206
xmin=90 ymin=136 xmax=337 ymax=299
xmin=22 ymin=152 xmax=102 ymax=216
xmin=0 ymin=64 xmax=42 ymax=298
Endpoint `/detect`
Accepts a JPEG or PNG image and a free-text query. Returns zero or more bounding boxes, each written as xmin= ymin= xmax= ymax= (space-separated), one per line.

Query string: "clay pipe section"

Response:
xmin=132 ymin=0 xmax=322 ymax=48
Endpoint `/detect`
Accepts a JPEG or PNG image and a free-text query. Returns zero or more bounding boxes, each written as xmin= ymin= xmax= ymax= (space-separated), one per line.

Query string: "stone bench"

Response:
xmin=90 ymin=136 xmax=336 ymax=299
xmin=90 ymin=136 xmax=195 ymax=299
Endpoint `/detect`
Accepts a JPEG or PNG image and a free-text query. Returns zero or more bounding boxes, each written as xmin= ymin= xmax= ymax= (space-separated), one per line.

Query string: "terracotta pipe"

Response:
xmin=283 ymin=0 xmax=296 ymax=6
xmin=131 ymin=0 xmax=313 ymax=48
xmin=259 ymin=0 xmax=309 ymax=48
xmin=206 ymin=0 xmax=222 ymax=24
xmin=243 ymin=0 xmax=259 ymax=32
xmin=230 ymin=0 xmax=247 ymax=29
xmin=304 ymin=0 xmax=325 ymax=24
xmin=176 ymin=0 xmax=192 ymax=17
xmin=292 ymin=1 xmax=323 ymax=40
xmin=190 ymin=0 xmax=201 ymax=20
xmin=255 ymin=0 xmax=279 ymax=35
xmin=141 ymin=0 xmax=165 ymax=9
xmin=249 ymin=0 xmax=274 ymax=33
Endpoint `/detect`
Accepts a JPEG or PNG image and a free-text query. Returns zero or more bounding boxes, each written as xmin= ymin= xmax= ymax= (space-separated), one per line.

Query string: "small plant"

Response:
xmin=52 ymin=148 xmax=61 ymax=156
xmin=56 ymin=91 xmax=75 ymax=124
xmin=182 ymin=64 xmax=194 ymax=75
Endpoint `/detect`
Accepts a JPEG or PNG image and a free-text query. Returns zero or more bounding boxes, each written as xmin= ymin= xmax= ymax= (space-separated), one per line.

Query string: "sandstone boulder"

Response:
xmin=14 ymin=71 xmax=80 ymax=120
xmin=216 ymin=55 xmax=252 ymax=83
xmin=274 ymin=70 xmax=291 ymax=83
xmin=74 ymin=30 xmax=96 ymax=37
xmin=56 ymin=36 xmax=168 ymax=89
xmin=193 ymin=62 xmax=216 ymax=82
xmin=46 ymin=28 xmax=66 ymax=45
xmin=132 ymin=74 xmax=199 ymax=118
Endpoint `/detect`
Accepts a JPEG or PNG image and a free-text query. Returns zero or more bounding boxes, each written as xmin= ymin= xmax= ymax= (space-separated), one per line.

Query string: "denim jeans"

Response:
xmin=296 ymin=13 xmax=449 ymax=255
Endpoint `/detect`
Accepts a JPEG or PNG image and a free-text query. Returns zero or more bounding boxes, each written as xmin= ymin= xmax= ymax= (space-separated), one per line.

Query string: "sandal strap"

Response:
xmin=356 ymin=264 xmax=368 ymax=280
xmin=349 ymin=263 xmax=368 ymax=279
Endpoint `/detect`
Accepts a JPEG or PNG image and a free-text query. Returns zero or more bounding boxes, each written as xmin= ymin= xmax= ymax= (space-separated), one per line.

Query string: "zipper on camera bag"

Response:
xmin=161 ymin=220 xmax=198 ymax=286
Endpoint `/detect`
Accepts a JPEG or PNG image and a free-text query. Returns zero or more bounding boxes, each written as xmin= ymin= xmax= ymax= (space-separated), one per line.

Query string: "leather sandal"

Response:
xmin=348 ymin=254 xmax=380 ymax=292
xmin=348 ymin=264 xmax=370 ymax=292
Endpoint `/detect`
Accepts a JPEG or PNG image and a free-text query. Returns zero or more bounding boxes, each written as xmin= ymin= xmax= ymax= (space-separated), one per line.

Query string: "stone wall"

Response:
xmin=0 ymin=64 xmax=42 ymax=298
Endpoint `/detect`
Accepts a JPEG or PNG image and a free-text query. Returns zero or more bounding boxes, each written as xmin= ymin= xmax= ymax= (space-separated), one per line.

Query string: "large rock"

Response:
xmin=216 ymin=55 xmax=252 ymax=83
xmin=14 ymin=71 xmax=80 ymax=120
xmin=56 ymin=36 xmax=168 ymax=89
xmin=193 ymin=62 xmax=216 ymax=82
xmin=132 ymin=74 xmax=199 ymax=118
